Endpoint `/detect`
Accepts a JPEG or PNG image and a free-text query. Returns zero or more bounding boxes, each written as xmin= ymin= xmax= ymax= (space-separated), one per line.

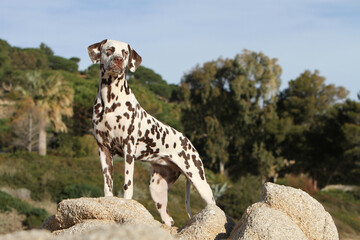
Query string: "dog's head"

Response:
xmin=88 ymin=39 xmax=142 ymax=75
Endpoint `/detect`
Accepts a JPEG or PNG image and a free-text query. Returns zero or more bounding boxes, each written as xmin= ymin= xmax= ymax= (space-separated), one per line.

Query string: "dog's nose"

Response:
xmin=114 ymin=56 xmax=123 ymax=64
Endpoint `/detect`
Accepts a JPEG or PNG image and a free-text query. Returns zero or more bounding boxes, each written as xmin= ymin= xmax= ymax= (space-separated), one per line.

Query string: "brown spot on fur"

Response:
xmin=105 ymin=121 xmax=112 ymax=131
xmin=107 ymin=85 xmax=112 ymax=103
xmin=157 ymin=203 xmax=162 ymax=209
xmin=161 ymin=132 xmax=167 ymax=145
xmin=180 ymin=136 xmax=188 ymax=151
xmin=122 ymin=49 xmax=128 ymax=59
xmin=192 ymin=155 xmax=205 ymax=180
xmin=126 ymin=154 xmax=133 ymax=164
xmin=179 ymin=150 xmax=190 ymax=169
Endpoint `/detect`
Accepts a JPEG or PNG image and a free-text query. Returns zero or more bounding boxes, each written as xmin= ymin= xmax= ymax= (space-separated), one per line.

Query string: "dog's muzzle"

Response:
xmin=108 ymin=56 xmax=124 ymax=73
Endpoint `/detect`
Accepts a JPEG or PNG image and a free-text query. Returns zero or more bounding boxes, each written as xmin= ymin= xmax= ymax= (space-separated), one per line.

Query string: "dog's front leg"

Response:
xmin=98 ymin=145 xmax=114 ymax=197
xmin=123 ymin=144 xmax=136 ymax=199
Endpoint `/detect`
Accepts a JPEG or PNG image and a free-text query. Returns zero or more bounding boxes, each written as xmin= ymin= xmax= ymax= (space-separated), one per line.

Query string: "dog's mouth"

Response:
xmin=108 ymin=64 xmax=124 ymax=74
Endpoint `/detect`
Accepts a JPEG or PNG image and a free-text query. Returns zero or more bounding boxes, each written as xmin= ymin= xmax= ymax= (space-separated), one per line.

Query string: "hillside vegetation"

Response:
xmin=0 ymin=39 xmax=359 ymax=239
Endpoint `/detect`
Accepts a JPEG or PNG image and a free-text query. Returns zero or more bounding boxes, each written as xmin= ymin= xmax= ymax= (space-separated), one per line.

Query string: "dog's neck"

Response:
xmin=98 ymin=70 xmax=132 ymax=108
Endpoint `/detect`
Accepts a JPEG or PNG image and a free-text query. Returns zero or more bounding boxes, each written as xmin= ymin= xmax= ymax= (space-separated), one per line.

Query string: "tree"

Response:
xmin=128 ymin=66 xmax=178 ymax=100
xmin=277 ymin=70 xmax=349 ymax=188
xmin=39 ymin=43 xmax=54 ymax=56
xmin=322 ymin=100 xmax=360 ymax=185
xmin=11 ymin=96 xmax=40 ymax=151
xmin=48 ymin=55 xmax=78 ymax=73
xmin=278 ymin=70 xmax=348 ymax=126
xmin=181 ymin=50 xmax=284 ymax=179
xmin=16 ymin=71 xmax=73 ymax=155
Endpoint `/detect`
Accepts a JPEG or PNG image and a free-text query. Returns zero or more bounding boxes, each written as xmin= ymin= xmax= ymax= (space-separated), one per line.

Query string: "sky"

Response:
xmin=1 ymin=0 xmax=359 ymax=99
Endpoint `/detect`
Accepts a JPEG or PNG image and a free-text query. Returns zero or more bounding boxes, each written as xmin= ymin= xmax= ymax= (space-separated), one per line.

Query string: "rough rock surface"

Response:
xmin=53 ymin=224 xmax=175 ymax=240
xmin=229 ymin=203 xmax=308 ymax=240
xmin=41 ymin=197 xmax=160 ymax=232
xmin=0 ymin=229 xmax=51 ymax=240
xmin=229 ymin=183 xmax=339 ymax=240
xmin=53 ymin=219 xmax=117 ymax=236
xmin=177 ymin=204 xmax=235 ymax=240
xmin=1 ymin=183 xmax=340 ymax=240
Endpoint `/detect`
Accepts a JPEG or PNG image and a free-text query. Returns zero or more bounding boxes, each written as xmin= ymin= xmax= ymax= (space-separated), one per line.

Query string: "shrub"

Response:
xmin=48 ymin=55 xmax=78 ymax=73
xmin=217 ymin=175 xmax=262 ymax=220
xmin=73 ymin=135 xmax=98 ymax=157
xmin=59 ymin=183 xmax=102 ymax=201
xmin=276 ymin=173 xmax=317 ymax=195
xmin=0 ymin=191 xmax=49 ymax=229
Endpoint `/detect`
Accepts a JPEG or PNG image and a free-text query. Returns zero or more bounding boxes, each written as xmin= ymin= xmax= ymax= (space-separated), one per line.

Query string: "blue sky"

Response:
xmin=1 ymin=0 xmax=359 ymax=99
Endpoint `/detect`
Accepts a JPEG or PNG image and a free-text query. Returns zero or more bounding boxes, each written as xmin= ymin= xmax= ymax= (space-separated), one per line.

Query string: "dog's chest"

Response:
xmin=92 ymin=95 xmax=137 ymax=147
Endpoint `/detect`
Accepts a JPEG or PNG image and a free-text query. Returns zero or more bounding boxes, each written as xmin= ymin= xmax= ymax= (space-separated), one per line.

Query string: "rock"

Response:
xmin=52 ymin=224 xmax=175 ymax=240
xmin=42 ymin=197 xmax=161 ymax=232
xmin=53 ymin=219 xmax=117 ymax=236
xmin=229 ymin=183 xmax=339 ymax=240
xmin=53 ymin=224 xmax=174 ymax=240
xmin=0 ymin=229 xmax=51 ymax=240
xmin=0 ymin=187 xmax=31 ymax=200
xmin=262 ymin=183 xmax=338 ymax=240
xmin=177 ymin=204 xmax=235 ymax=240
xmin=229 ymin=203 xmax=307 ymax=240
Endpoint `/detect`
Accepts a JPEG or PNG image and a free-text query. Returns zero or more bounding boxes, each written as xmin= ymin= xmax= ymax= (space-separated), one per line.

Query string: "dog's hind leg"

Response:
xmin=149 ymin=164 xmax=180 ymax=226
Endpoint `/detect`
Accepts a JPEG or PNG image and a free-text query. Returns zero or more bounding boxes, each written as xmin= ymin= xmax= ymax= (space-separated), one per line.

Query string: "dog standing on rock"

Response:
xmin=88 ymin=39 xmax=215 ymax=226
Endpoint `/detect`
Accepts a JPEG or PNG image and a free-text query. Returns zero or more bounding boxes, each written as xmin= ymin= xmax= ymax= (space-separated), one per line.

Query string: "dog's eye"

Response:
xmin=106 ymin=49 xmax=112 ymax=56
xmin=106 ymin=47 xmax=115 ymax=56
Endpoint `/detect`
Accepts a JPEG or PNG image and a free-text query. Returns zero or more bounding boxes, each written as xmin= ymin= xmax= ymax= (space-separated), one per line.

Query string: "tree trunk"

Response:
xmin=27 ymin=112 xmax=32 ymax=152
xmin=38 ymin=120 xmax=47 ymax=156
xmin=219 ymin=161 xmax=225 ymax=176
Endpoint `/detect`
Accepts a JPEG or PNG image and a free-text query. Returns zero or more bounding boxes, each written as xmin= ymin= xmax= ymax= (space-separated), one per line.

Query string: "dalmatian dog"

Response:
xmin=88 ymin=39 xmax=215 ymax=226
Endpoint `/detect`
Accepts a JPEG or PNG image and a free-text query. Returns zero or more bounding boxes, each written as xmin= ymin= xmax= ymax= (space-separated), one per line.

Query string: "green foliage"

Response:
xmin=53 ymin=133 xmax=98 ymax=157
xmin=84 ymin=64 xmax=100 ymax=79
xmin=181 ymin=50 xmax=284 ymax=179
xmin=0 ymin=191 xmax=49 ymax=228
xmin=128 ymin=66 xmax=180 ymax=100
xmin=48 ymin=55 xmax=78 ymax=73
xmin=129 ymin=80 xmax=182 ymax=130
xmin=10 ymin=48 xmax=48 ymax=70
xmin=278 ymin=70 xmax=348 ymax=126
xmin=59 ymin=183 xmax=102 ymax=200
xmin=39 ymin=43 xmax=54 ymax=56
xmin=0 ymin=152 xmax=105 ymax=202
xmin=317 ymin=190 xmax=360 ymax=238
xmin=0 ymin=118 xmax=12 ymax=151
xmin=217 ymin=175 xmax=262 ymax=220
xmin=60 ymin=71 xmax=98 ymax=136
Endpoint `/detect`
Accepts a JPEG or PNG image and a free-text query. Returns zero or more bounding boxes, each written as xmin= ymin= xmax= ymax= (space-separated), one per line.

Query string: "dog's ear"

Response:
xmin=88 ymin=39 xmax=107 ymax=63
xmin=127 ymin=44 xmax=142 ymax=72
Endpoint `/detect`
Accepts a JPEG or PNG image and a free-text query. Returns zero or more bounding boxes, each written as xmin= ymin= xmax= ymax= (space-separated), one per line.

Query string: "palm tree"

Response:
xmin=18 ymin=71 xmax=73 ymax=155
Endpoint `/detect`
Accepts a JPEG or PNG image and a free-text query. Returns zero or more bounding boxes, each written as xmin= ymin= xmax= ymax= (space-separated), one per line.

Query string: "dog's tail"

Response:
xmin=185 ymin=179 xmax=192 ymax=218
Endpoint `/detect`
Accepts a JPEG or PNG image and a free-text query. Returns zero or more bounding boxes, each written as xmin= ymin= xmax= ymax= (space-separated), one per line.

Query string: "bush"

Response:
xmin=73 ymin=135 xmax=98 ymax=157
xmin=0 ymin=191 xmax=49 ymax=228
xmin=48 ymin=55 xmax=78 ymax=73
xmin=59 ymin=183 xmax=102 ymax=201
xmin=276 ymin=173 xmax=317 ymax=196
xmin=217 ymin=175 xmax=262 ymax=220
